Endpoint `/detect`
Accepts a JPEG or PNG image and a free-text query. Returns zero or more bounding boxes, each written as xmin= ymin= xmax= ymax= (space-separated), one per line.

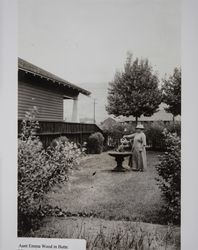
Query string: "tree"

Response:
xmin=106 ymin=53 xmax=162 ymax=124
xmin=162 ymin=67 xmax=181 ymax=120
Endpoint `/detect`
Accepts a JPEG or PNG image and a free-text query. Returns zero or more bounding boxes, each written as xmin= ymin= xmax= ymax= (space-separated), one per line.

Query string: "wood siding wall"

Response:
xmin=18 ymin=81 xmax=64 ymax=121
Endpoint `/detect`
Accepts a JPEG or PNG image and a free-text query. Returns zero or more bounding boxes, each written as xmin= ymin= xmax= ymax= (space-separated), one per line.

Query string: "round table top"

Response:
xmin=108 ymin=151 xmax=131 ymax=157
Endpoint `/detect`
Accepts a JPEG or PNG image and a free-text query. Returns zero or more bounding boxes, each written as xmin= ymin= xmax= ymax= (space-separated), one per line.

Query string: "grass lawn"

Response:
xmin=47 ymin=151 xmax=165 ymax=224
xmin=31 ymin=151 xmax=180 ymax=249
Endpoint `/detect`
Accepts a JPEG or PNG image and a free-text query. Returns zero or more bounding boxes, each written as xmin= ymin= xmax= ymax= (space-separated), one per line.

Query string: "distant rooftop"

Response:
xmin=118 ymin=103 xmax=181 ymax=123
xmin=18 ymin=57 xmax=91 ymax=96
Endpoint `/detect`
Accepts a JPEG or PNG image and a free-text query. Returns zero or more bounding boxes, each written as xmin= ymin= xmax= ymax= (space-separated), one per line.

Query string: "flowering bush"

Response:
xmin=18 ymin=110 xmax=82 ymax=235
xmin=155 ymin=131 xmax=181 ymax=224
xmin=87 ymin=132 xmax=104 ymax=154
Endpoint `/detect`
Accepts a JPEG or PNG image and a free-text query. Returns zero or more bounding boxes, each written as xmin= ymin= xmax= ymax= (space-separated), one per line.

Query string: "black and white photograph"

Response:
xmin=17 ymin=0 xmax=181 ymax=249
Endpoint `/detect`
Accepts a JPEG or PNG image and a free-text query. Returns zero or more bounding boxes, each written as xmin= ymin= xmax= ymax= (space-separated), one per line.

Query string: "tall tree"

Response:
xmin=162 ymin=67 xmax=181 ymax=120
xmin=106 ymin=53 xmax=162 ymax=124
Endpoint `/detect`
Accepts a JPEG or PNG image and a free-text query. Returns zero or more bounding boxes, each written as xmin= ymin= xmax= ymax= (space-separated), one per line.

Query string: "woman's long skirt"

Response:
xmin=128 ymin=148 xmax=147 ymax=171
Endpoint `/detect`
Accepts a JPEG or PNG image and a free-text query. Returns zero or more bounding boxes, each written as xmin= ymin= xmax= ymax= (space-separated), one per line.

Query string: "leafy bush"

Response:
xmin=145 ymin=121 xmax=181 ymax=150
xmin=18 ymin=110 xmax=82 ymax=235
xmin=155 ymin=131 xmax=181 ymax=224
xmin=145 ymin=122 xmax=165 ymax=150
xmin=103 ymin=123 xmax=124 ymax=139
xmin=103 ymin=123 xmax=135 ymax=149
xmin=87 ymin=132 xmax=104 ymax=154
xmin=51 ymin=136 xmax=69 ymax=148
xmin=166 ymin=121 xmax=181 ymax=137
xmin=103 ymin=122 xmax=135 ymax=138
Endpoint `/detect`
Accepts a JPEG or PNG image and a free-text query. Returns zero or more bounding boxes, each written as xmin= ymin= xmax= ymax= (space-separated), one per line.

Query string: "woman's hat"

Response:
xmin=136 ymin=124 xmax=144 ymax=129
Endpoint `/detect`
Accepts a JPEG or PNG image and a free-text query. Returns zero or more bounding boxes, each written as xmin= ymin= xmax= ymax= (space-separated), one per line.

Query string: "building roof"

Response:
xmin=100 ymin=117 xmax=117 ymax=129
xmin=18 ymin=58 xmax=91 ymax=96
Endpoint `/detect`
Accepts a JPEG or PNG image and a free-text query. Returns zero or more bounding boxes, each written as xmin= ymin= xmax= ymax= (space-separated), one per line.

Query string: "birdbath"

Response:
xmin=108 ymin=151 xmax=131 ymax=172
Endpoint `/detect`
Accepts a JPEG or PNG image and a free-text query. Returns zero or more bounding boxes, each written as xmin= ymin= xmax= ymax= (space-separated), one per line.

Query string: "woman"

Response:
xmin=124 ymin=124 xmax=147 ymax=172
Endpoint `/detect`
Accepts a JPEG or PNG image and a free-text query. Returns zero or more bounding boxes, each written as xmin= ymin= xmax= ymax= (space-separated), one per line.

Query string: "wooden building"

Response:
xmin=18 ymin=58 xmax=102 ymax=146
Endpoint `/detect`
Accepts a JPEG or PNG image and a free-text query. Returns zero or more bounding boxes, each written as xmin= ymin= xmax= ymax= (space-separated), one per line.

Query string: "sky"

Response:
xmin=18 ymin=0 xmax=181 ymax=122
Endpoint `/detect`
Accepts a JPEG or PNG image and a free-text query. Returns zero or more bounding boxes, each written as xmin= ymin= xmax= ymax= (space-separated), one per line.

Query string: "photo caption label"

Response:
xmin=17 ymin=238 xmax=86 ymax=250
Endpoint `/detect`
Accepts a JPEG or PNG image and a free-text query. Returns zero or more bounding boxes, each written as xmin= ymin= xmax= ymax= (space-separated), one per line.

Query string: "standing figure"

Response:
xmin=124 ymin=124 xmax=147 ymax=171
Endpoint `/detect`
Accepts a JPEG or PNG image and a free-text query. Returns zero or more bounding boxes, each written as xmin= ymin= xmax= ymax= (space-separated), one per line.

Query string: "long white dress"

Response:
xmin=128 ymin=132 xmax=147 ymax=171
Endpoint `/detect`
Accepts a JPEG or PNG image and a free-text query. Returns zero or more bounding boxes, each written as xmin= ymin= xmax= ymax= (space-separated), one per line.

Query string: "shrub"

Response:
xmin=155 ymin=131 xmax=181 ymax=224
xmin=145 ymin=122 xmax=165 ymax=150
xmin=51 ymin=136 xmax=69 ymax=148
xmin=104 ymin=122 xmax=136 ymax=138
xmin=145 ymin=121 xmax=181 ymax=151
xmin=87 ymin=132 xmax=104 ymax=154
xmin=18 ymin=110 xmax=82 ymax=235
xmin=19 ymin=106 xmax=39 ymax=139
xmin=103 ymin=123 xmax=135 ymax=149
xmin=166 ymin=121 xmax=181 ymax=137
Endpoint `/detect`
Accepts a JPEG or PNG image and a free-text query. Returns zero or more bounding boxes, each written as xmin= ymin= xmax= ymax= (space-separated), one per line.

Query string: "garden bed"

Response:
xmin=31 ymin=217 xmax=180 ymax=250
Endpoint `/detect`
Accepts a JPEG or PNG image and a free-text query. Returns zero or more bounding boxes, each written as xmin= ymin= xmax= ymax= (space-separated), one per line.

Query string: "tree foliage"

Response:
xmin=106 ymin=53 xmax=162 ymax=122
xmin=162 ymin=67 xmax=181 ymax=117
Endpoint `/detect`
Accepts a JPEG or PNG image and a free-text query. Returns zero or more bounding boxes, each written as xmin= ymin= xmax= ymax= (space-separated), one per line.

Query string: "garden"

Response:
xmin=18 ymin=115 xmax=181 ymax=249
xmin=18 ymin=55 xmax=181 ymax=250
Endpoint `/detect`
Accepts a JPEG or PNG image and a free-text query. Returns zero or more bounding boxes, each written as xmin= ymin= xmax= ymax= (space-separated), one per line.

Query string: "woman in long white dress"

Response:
xmin=124 ymin=124 xmax=147 ymax=171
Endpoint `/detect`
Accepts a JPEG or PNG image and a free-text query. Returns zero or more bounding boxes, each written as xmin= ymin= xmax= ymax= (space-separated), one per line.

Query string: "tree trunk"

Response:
xmin=135 ymin=117 xmax=138 ymax=125
xmin=173 ymin=115 xmax=175 ymax=123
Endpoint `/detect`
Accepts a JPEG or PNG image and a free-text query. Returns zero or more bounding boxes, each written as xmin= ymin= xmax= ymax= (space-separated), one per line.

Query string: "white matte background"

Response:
xmin=0 ymin=0 xmax=198 ymax=249
xmin=181 ymin=0 xmax=198 ymax=248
